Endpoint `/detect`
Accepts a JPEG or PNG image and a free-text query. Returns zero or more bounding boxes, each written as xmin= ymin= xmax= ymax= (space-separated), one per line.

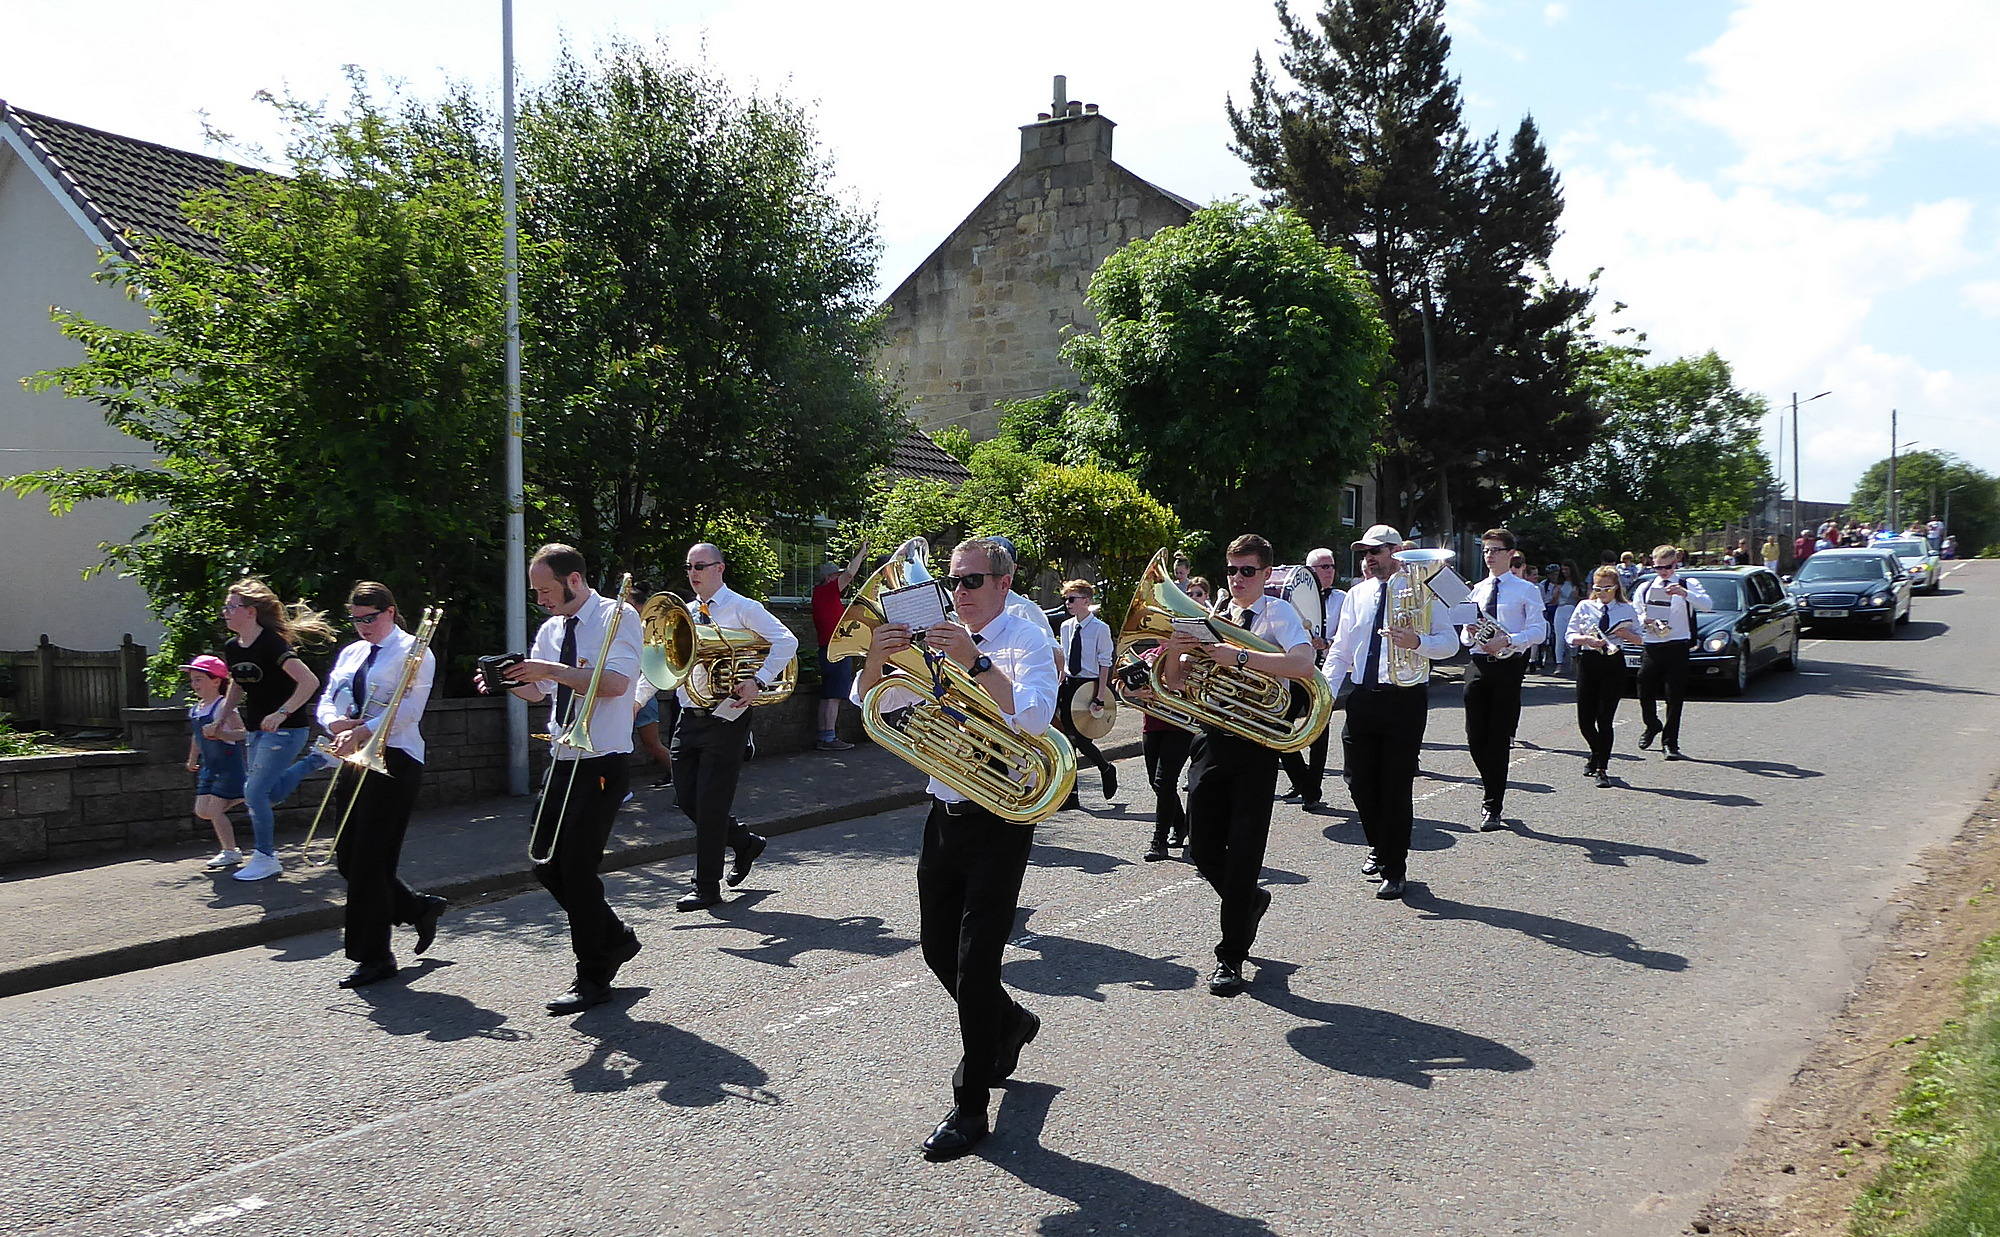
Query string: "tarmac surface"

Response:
xmin=5 ymin=561 xmax=1995 ymax=1237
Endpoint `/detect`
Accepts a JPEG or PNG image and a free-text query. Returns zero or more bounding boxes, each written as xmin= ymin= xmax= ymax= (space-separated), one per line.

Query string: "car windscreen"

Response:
xmin=1796 ymin=557 xmax=1889 ymax=583
xmin=1879 ymin=540 xmax=1927 ymax=558
xmin=1681 ymin=577 xmax=1744 ymax=611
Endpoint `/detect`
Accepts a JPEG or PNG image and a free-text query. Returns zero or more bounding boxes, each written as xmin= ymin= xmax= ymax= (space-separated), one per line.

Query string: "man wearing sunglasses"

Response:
xmin=1322 ymin=524 xmax=1459 ymax=901
xmin=1461 ymin=528 xmax=1547 ymax=831
xmin=1279 ymin=547 xmax=1345 ymax=808
xmin=671 ymin=542 xmax=800 ymax=913
xmin=314 ymin=581 xmax=444 ymax=989
xmin=1629 ymin=544 xmax=1711 ymax=759
xmin=854 ymin=537 xmax=1058 ymax=1162
xmin=1158 ymin=533 xmax=1318 ymax=997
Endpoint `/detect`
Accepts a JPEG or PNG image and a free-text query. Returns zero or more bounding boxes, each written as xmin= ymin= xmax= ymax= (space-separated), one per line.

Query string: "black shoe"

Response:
xmin=1375 ymin=877 xmax=1407 ymax=900
xmin=1208 ymin=961 xmax=1246 ymax=996
xmin=1061 ymin=794 xmax=1081 ymax=812
xmin=1143 ymin=835 xmax=1170 ymax=862
xmin=1102 ymin=766 xmax=1118 ymax=799
xmin=1639 ymin=729 xmax=1660 ymax=751
xmin=1581 ymin=765 xmax=1598 ymax=778
xmin=1360 ymin=853 xmax=1382 ymax=878
xmin=990 ymin=1006 xmax=1041 ymax=1085
xmin=1664 ymin=746 xmax=1686 ymax=761
xmin=1479 ymin=810 xmax=1506 ymax=832
xmin=922 ymin=1106 xmax=989 ymax=1161
xmin=1280 ymin=788 xmax=1305 ymax=802
xmin=676 ymin=887 xmax=723 ymax=913
xmin=606 ymin=929 xmax=642 ymax=982
xmin=652 ymin=772 xmax=674 ymax=788
xmin=727 ymin=833 xmax=767 ymax=887
xmin=337 ymin=959 xmax=399 ymax=989
xmin=1169 ymin=827 xmax=1188 ymax=848
xmin=545 ymin=978 xmax=612 ymax=1015
xmin=411 ymin=895 xmax=447 ymax=956
xmin=1594 ymin=770 xmax=1614 ymax=788
xmin=1298 ymin=794 xmax=1323 ymax=809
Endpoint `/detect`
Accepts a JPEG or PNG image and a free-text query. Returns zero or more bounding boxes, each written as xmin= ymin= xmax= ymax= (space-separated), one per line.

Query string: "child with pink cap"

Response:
xmin=182 ymin=655 xmax=248 ymax=870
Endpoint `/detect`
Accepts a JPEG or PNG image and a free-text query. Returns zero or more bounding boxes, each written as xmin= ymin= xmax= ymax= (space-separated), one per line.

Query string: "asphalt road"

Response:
xmin=8 ymin=561 xmax=1996 ymax=1237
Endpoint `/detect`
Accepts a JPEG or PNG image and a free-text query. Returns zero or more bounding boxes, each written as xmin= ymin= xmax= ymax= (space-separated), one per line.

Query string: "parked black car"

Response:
xmin=1784 ymin=547 xmax=1913 ymax=637
xmin=1620 ymin=566 xmax=1799 ymax=695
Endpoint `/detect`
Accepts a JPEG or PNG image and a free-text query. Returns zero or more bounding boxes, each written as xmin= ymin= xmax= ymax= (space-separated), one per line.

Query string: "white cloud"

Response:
xmin=1680 ymin=0 xmax=2000 ymax=187
xmin=1543 ymin=3 xmax=1568 ymax=23
xmin=1964 ymin=280 xmax=2000 ymax=318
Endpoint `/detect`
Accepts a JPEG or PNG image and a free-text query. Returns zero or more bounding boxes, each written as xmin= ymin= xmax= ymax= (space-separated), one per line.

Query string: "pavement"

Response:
xmin=0 ymin=715 xmax=1145 ymax=998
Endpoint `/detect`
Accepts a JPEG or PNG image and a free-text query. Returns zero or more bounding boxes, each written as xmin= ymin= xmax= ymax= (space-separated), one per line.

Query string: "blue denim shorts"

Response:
xmin=195 ymin=749 xmax=246 ymax=800
xmin=635 ymin=696 xmax=661 ymax=728
xmin=818 ymin=647 xmax=855 ymax=699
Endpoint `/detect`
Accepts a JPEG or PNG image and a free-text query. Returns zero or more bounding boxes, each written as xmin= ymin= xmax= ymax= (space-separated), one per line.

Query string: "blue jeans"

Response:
xmin=243 ymin=728 xmax=316 ymax=855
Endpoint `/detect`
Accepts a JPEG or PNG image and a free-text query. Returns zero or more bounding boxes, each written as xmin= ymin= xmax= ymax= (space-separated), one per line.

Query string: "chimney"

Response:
xmin=1019 ymin=74 xmax=1115 ymax=169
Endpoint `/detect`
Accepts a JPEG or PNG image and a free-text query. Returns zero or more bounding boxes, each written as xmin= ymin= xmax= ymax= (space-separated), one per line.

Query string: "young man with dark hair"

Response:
xmin=1461 ymin=528 xmax=1547 ymax=830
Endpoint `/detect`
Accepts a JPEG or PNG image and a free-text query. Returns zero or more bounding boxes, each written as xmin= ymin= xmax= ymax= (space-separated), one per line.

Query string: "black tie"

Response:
xmin=1361 ymin=582 xmax=1389 ymax=686
xmin=352 ymin=643 xmax=383 ymax=717
xmin=1068 ymin=624 xmax=1083 ymax=676
xmin=1598 ymin=605 xmax=1611 ymax=634
xmin=556 ymin=615 xmax=579 ymax=726
xmin=1233 ymin=604 xmax=1251 ymax=628
xmin=696 ymin=601 xmax=713 ymax=626
xmin=1485 ymin=581 xmax=1498 ymax=618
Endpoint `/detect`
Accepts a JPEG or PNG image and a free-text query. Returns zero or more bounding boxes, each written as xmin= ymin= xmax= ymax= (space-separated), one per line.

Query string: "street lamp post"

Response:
xmin=1789 ymin=390 xmax=1831 ymax=562
xmin=502 ymin=0 xmax=528 ymax=796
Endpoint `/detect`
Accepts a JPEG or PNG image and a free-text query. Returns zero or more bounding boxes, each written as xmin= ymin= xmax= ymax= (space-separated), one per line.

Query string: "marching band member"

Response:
xmin=1321 ymin=526 xmax=1458 ymax=900
xmin=1136 ymin=643 xmax=1192 ymax=861
xmin=1566 ymin=567 xmax=1643 ymax=787
xmin=1461 ymin=529 xmax=1546 ymax=831
xmin=481 ymin=544 xmax=645 ymax=1015
xmin=1159 ymin=533 xmax=1316 ymax=997
xmin=1054 ymin=579 xmax=1117 ymax=808
xmin=854 ymin=537 xmax=1058 ymax=1161
xmin=1629 ymin=544 xmax=1712 ymax=760
xmin=1280 ymin=548 xmax=1344 ymax=807
xmin=318 ymin=582 xmax=442 ymax=988
xmin=671 ymin=543 xmax=799 ymax=913
xmin=991 ymin=535 xmax=1058 ymax=645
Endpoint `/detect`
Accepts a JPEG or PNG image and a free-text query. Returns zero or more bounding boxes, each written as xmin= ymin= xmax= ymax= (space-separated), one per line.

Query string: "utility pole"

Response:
xmin=502 ymin=0 xmax=528 ymax=796
xmin=1789 ymin=391 xmax=1831 ymax=551
xmin=1887 ymin=408 xmax=1897 ymax=531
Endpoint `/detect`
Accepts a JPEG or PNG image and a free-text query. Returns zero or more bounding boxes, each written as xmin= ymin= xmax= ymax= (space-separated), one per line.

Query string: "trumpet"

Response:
xmin=302 ymin=607 xmax=443 ymax=866
xmin=529 ymin=574 xmax=632 ymax=864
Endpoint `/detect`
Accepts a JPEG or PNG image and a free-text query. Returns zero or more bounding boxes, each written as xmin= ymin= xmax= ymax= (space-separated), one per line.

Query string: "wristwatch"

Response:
xmin=752 ymin=674 xmax=769 ymax=690
xmin=1235 ymin=648 xmax=1251 ymax=668
xmin=969 ymin=654 xmax=994 ymax=678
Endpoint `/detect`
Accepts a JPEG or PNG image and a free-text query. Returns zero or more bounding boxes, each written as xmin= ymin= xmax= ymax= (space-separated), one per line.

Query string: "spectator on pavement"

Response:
xmin=183 ymin=655 xmax=248 ymax=872
xmin=810 ymin=542 xmax=871 ymax=752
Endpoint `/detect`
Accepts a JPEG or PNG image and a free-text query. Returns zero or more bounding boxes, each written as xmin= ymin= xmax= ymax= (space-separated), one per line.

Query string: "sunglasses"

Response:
xmin=1063 ymin=594 xmax=1089 ymax=603
xmin=943 ymin=572 xmax=991 ymax=592
xmin=348 ymin=610 xmax=388 ymax=626
xmin=1361 ymin=546 xmax=1393 ymax=558
xmin=1222 ymin=564 xmax=1264 ymax=577
xmin=685 ymin=560 xmax=723 ymax=572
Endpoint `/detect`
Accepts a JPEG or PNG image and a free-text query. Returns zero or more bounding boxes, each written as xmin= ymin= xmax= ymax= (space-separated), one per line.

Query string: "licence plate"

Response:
xmin=1812 ymin=608 xmax=1846 ymax=618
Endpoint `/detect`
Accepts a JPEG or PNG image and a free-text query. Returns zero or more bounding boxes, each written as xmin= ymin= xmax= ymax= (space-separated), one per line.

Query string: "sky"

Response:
xmin=5 ymin=0 xmax=1995 ymax=512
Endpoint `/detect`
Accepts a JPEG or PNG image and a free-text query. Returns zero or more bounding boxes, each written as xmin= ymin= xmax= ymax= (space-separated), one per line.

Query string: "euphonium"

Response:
xmin=1113 ymin=549 xmax=1333 ymax=753
xmin=639 ymin=592 xmax=796 ymax=708
xmin=829 ymin=538 xmax=1077 ymax=823
xmin=1384 ymin=548 xmax=1453 ymax=687
xmin=302 ymin=605 xmax=443 ymax=865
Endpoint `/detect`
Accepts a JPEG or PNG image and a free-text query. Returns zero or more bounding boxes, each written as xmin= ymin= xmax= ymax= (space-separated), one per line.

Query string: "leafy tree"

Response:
xmin=1058 ymin=202 xmax=1385 ymax=561
xmin=517 ymin=40 xmax=902 ymax=587
xmin=6 ymin=83 xmax=507 ymax=688
xmin=1517 ymin=351 xmax=1772 ymax=562
xmin=1847 ymin=451 xmax=1999 ymax=552
xmin=1228 ymin=0 xmax=1599 ymax=535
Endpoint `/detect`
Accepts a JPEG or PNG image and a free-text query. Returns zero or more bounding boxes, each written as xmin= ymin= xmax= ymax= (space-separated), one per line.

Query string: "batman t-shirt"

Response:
xmin=224 ymin=628 xmax=307 ymax=729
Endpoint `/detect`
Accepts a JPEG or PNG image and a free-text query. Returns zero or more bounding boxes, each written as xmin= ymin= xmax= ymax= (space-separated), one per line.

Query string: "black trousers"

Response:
xmin=1463 ymin=653 xmax=1528 ymax=814
xmin=1574 ymin=652 xmax=1624 ymax=769
xmin=673 ymin=709 xmax=756 ymax=891
xmin=916 ymin=799 xmax=1035 ymax=1109
xmin=335 ymin=746 xmax=426 ymax=965
xmin=531 ymin=752 xmax=631 ymax=984
xmin=1279 ymin=722 xmax=1331 ymax=800
xmin=1638 ymin=639 xmax=1692 ymax=746
xmin=1185 ymin=729 xmax=1280 ymax=965
xmin=1341 ymin=684 xmax=1429 ymax=882
xmin=1143 ymin=726 xmax=1193 ymax=841
xmin=1055 ymin=677 xmax=1112 ymax=783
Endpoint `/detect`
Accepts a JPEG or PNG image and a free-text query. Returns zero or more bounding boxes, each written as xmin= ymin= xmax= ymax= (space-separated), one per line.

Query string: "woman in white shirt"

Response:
xmin=1550 ymin=562 xmax=1582 ymax=673
xmin=1567 ymin=567 xmax=1643 ymax=786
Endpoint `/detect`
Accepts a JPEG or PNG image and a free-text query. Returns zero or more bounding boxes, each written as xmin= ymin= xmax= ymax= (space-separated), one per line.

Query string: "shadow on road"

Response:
xmin=1247 ymin=960 xmax=1533 ymax=1088
xmin=667 ymin=888 xmax=914 ymax=967
xmin=1004 ymin=932 xmax=1200 ymax=1001
xmin=1698 ymin=757 xmax=1822 ymax=779
xmin=988 ymin=1081 xmax=1276 ymax=1235
xmin=1032 ymin=842 xmax=1136 ymax=876
xmin=1618 ymin=783 xmax=1761 ymax=808
xmin=337 ymin=959 xmax=531 ymax=1043
xmin=1405 ymin=887 xmax=1689 ymax=971
xmin=1506 ymin=821 xmax=1707 ymax=869
xmin=567 ymin=990 xmax=780 ymax=1108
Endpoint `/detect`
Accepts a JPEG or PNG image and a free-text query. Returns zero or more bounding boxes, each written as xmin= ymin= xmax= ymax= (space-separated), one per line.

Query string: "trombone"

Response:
xmin=528 ymin=573 xmax=633 ymax=864
xmin=302 ymin=606 xmax=443 ymax=867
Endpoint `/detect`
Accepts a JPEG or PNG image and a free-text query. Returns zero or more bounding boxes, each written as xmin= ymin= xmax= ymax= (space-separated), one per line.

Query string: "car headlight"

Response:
xmin=1703 ymin=633 xmax=1731 ymax=653
xmin=1867 ymin=591 xmax=1892 ymax=607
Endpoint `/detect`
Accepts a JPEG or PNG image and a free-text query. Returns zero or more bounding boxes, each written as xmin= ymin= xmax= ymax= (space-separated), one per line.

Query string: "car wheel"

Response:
xmin=1719 ymin=652 xmax=1747 ymax=696
xmin=1776 ymin=631 xmax=1799 ymax=671
xmin=1876 ymin=616 xmax=1896 ymax=638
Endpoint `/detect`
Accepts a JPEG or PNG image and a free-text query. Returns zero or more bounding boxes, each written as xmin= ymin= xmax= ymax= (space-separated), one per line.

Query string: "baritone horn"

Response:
xmin=1114 ymin=549 xmax=1332 ymax=752
xmin=827 ymin=538 xmax=1077 ymax=823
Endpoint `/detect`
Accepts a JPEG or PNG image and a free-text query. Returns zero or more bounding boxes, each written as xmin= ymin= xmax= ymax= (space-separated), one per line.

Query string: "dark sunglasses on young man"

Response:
xmin=1222 ymin=564 xmax=1264 ymax=577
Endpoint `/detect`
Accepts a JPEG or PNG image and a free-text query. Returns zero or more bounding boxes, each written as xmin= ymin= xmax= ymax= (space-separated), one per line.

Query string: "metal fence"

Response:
xmin=0 ymin=635 xmax=150 ymax=728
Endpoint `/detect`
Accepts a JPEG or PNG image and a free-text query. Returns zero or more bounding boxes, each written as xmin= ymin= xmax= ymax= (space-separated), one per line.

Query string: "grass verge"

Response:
xmin=1851 ymin=924 xmax=2000 ymax=1236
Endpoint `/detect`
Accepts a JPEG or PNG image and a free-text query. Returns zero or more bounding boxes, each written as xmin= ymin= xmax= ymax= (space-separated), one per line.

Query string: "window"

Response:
xmin=771 ymin=530 xmax=834 ymax=603
xmin=1339 ymin=485 xmax=1361 ymax=526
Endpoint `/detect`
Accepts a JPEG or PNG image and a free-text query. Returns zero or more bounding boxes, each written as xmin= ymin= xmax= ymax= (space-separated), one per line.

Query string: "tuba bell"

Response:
xmin=830 ymin=537 xmax=1077 ymax=823
xmin=640 ymin=592 xmax=797 ymax=709
xmin=1383 ymin=548 xmax=1453 ymax=687
xmin=1113 ymin=549 xmax=1333 ymax=753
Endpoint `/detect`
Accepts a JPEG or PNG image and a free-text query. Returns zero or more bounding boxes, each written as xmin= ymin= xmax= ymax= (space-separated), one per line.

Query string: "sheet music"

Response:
xmin=878 ymin=580 xmax=950 ymax=633
xmin=1424 ymin=566 xmax=1472 ymax=608
xmin=1170 ymin=616 xmax=1222 ymax=643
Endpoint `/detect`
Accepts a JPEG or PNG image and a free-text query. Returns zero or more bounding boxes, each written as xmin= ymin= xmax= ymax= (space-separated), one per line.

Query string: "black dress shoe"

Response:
xmin=1360 ymin=853 xmax=1382 ymax=878
xmin=676 ymin=887 xmax=723 ymax=912
xmin=1594 ymin=770 xmax=1614 ymax=788
xmin=1060 ymin=794 xmax=1081 ymax=812
xmin=605 ymin=929 xmax=642 ymax=982
xmin=337 ymin=959 xmax=399 ymax=989
xmin=922 ymin=1106 xmax=989 ymax=1161
xmin=546 ymin=979 xmax=612 ymax=1015
xmin=412 ymin=895 xmax=447 ymax=956
xmin=1479 ymin=810 xmax=1507 ymax=832
xmin=1639 ymin=729 xmax=1660 ymax=750
xmin=727 ymin=834 xmax=767 ymax=887
xmin=1169 ymin=827 xmax=1188 ymax=848
xmin=1143 ymin=835 xmax=1169 ymax=862
xmin=1280 ymin=788 xmax=1304 ymax=802
xmin=1207 ymin=961 xmax=1246 ymax=996
xmin=1375 ymin=877 xmax=1407 ymax=900
xmin=1101 ymin=765 xmax=1118 ymax=799
xmin=1664 ymin=746 xmax=1686 ymax=761
xmin=989 ymin=1006 xmax=1041 ymax=1085
xmin=1298 ymin=794 xmax=1323 ymax=809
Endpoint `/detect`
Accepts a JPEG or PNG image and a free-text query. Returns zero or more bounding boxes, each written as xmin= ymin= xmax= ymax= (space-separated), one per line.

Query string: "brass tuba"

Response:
xmin=639 ymin=593 xmax=797 ymax=708
xmin=1383 ymin=548 xmax=1453 ymax=687
xmin=1114 ymin=550 xmax=1333 ymax=753
xmin=829 ymin=538 xmax=1077 ymax=823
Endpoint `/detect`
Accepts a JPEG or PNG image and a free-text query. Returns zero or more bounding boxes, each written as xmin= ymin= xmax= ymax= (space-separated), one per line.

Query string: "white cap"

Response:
xmin=1350 ymin=524 xmax=1403 ymax=549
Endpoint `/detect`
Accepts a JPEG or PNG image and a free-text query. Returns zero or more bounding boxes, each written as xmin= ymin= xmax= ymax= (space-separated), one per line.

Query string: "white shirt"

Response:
xmin=852 ymin=608 xmax=1058 ymax=804
xmin=1462 ymin=573 xmax=1549 ymax=652
xmin=316 ymin=625 xmax=436 ymax=762
xmin=1295 ymin=580 xmax=1345 ymax=644
xmin=530 ymin=590 xmax=644 ymax=759
xmin=1565 ymin=599 xmax=1641 ymax=651
xmin=677 ymin=583 xmax=800 ymax=708
xmin=1006 ymin=591 xmax=1057 ymax=642
xmin=1057 ymin=613 xmax=1114 ymax=678
xmin=1628 ymin=573 xmax=1714 ymax=642
xmin=1322 ymin=574 xmax=1459 ymax=688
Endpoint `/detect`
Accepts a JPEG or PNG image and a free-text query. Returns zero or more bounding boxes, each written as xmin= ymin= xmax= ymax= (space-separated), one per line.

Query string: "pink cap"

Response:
xmin=179 ymin=654 xmax=230 ymax=679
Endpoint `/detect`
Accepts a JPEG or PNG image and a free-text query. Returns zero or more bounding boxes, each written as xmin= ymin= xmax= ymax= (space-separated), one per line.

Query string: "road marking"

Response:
xmin=133 ymin=1197 xmax=269 ymax=1237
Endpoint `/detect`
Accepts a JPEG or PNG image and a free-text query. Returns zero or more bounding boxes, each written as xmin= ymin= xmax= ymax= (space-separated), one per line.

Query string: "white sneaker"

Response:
xmin=204 ymin=849 xmax=243 ymax=870
xmin=233 ymin=851 xmax=283 ymax=881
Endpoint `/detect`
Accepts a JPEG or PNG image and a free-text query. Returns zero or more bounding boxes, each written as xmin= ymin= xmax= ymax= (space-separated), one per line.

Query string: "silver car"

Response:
xmin=1875 ymin=537 xmax=1943 ymax=594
